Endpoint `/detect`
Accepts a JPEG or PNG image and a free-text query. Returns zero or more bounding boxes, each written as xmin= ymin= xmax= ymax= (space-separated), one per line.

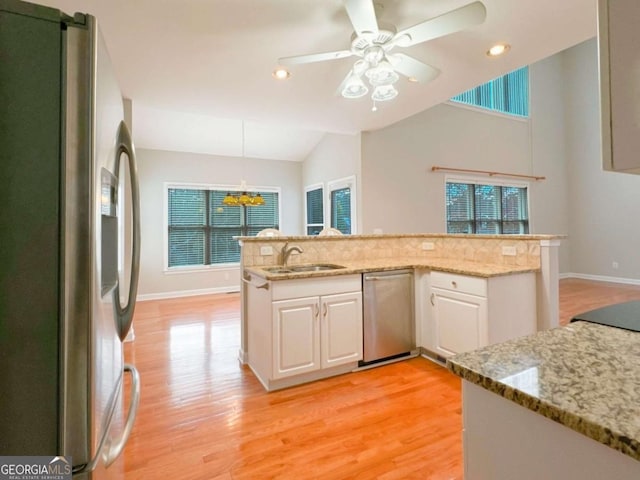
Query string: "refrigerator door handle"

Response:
xmin=113 ymin=121 xmax=141 ymax=341
xmin=104 ymin=363 xmax=141 ymax=467
xmin=73 ymin=364 xmax=140 ymax=474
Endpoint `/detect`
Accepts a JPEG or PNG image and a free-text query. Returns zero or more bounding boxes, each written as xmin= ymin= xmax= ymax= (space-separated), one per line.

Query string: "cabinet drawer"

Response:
xmin=431 ymin=271 xmax=486 ymax=297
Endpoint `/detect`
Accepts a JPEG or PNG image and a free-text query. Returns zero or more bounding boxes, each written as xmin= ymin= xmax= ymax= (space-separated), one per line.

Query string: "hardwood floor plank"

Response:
xmin=559 ymin=278 xmax=640 ymax=325
xmin=124 ymin=279 xmax=637 ymax=479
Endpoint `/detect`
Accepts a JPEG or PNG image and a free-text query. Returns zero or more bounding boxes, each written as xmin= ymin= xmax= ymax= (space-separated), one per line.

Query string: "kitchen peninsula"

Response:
xmin=447 ymin=321 xmax=640 ymax=479
xmin=239 ymin=234 xmax=562 ymax=390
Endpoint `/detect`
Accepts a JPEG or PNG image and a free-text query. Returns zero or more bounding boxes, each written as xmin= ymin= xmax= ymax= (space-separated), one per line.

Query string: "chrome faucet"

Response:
xmin=281 ymin=242 xmax=303 ymax=267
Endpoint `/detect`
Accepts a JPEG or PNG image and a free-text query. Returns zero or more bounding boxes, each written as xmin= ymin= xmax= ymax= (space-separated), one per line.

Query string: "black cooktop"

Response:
xmin=571 ymin=300 xmax=640 ymax=333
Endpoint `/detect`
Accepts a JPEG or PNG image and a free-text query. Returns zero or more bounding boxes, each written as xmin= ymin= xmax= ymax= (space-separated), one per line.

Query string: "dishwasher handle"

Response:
xmin=364 ymin=273 xmax=413 ymax=282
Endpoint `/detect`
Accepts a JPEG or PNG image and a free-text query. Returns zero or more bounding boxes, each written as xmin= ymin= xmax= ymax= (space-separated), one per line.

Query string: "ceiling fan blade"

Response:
xmin=279 ymin=50 xmax=353 ymax=66
xmin=388 ymin=53 xmax=440 ymax=84
xmin=393 ymin=1 xmax=487 ymax=47
xmin=345 ymin=0 xmax=379 ymax=36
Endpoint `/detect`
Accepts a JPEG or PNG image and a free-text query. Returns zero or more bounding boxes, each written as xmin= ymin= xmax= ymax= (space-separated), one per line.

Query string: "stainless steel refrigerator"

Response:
xmin=0 ymin=1 xmax=141 ymax=478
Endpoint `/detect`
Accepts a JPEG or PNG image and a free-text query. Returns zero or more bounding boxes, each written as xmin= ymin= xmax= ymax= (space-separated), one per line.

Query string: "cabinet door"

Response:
xmin=321 ymin=292 xmax=363 ymax=368
xmin=431 ymin=288 xmax=488 ymax=358
xmin=599 ymin=0 xmax=640 ymax=173
xmin=272 ymin=297 xmax=320 ymax=379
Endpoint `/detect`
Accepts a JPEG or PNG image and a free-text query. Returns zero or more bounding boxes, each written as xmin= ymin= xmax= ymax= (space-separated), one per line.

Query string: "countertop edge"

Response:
xmin=244 ymin=263 xmax=540 ymax=281
xmin=237 ymin=233 xmax=566 ymax=242
xmin=446 ymin=359 xmax=640 ymax=462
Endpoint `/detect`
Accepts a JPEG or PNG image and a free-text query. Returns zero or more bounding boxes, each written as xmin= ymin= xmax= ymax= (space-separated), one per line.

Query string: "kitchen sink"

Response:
xmin=289 ymin=264 xmax=345 ymax=272
xmin=262 ymin=264 xmax=345 ymax=274
xmin=263 ymin=267 xmax=294 ymax=274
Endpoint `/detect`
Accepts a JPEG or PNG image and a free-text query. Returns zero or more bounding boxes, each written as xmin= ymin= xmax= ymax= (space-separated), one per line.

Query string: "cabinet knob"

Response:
xmin=451 ymin=281 xmax=458 ymax=288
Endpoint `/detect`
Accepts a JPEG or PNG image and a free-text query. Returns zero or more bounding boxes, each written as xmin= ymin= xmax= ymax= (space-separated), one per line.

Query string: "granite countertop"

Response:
xmin=238 ymin=233 xmax=565 ymax=242
xmin=447 ymin=321 xmax=640 ymax=461
xmin=244 ymin=257 xmax=539 ymax=280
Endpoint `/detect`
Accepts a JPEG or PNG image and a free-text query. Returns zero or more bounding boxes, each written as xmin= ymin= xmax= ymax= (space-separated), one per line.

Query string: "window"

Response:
xmin=305 ymin=185 xmax=324 ymax=235
xmin=450 ymin=66 xmax=529 ymax=118
xmin=167 ymin=186 xmax=279 ymax=268
xmin=328 ymin=176 xmax=356 ymax=234
xmin=445 ymin=180 xmax=529 ymax=234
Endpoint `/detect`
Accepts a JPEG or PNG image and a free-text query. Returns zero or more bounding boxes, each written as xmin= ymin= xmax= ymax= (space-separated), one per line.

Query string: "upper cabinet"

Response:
xmin=599 ymin=0 xmax=640 ymax=174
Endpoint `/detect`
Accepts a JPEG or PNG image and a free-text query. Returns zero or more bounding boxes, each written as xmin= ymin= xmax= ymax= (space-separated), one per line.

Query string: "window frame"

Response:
xmin=443 ymin=175 xmax=532 ymax=234
xmin=163 ymin=182 xmax=281 ymax=273
xmin=304 ymin=183 xmax=324 ymax=235
xmin=327 ymin=175 xmax=357 ymax=235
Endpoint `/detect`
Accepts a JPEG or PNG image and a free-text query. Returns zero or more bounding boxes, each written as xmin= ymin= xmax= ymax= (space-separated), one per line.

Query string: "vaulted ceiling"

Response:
xmin=38 ymin=0 xmax=597 ymax=160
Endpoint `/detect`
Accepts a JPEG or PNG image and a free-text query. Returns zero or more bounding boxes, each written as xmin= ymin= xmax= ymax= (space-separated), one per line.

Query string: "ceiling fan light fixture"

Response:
xmin=487 ymin=43 xmax=511 ymax=57
xmin=363 ymin=45 xmax=385 ymax=66
xmin=272 ymin=67 xmax=291 ymax=79
xmin=371 ymin=84 xmax=398 ymax=102
xmin=341 ymin=71 xmax=369 ymax=98
xmin=365 ymin=60 xmax=399 ymax=86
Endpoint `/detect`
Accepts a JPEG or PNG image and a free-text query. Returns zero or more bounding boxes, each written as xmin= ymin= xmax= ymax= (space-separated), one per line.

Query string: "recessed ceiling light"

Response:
xmin=272 ymin=67 xmax=291 ymax=80
xmin=487 ymin=43 xmax=511 ymax=57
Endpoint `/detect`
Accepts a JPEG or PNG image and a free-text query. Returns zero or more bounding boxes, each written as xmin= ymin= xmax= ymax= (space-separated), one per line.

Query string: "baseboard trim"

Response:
xmin=238 ymin=348 xmax=248 ymax=365
xmin=137 ymin=285 xmax=240 ymax=302
xmin=561 ymin=272 xmax=640 ymax=286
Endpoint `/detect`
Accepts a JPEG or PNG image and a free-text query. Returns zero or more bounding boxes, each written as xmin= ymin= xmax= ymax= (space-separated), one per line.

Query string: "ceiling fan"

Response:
xmin=278 ymin=0 xmax=487 ymax=105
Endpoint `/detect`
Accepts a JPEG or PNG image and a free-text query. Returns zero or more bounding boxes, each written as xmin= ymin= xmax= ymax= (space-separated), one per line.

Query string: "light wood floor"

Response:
xmin=123 ymin=278 xmax=640 ymax=479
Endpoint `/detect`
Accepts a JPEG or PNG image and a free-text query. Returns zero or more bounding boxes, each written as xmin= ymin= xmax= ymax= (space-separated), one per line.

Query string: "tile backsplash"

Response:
xmin=241 ymin=234 xmax=545 ymax=270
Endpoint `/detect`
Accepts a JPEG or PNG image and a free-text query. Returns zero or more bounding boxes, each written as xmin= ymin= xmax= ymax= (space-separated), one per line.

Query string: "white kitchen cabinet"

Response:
xmin=598 ymin=0 xmax=640 ymax=174
xmin=272 ymin=291 xmax=362 ymax=379
xmin=431 ymin=287 xmax=488 ymax=357
xmin=425 ymin=271 xmax=536 ymax=358
xmin=321 ymin=292 xmax=363 ymax=368
xmin=247 ymin=274 xmax=362 ymax=390
xmin=272 ymin=297 xmax=319 ymax=379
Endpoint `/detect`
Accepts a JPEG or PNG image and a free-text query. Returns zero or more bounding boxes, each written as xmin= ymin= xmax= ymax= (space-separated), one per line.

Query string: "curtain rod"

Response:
xmin=431 ymin=166 xmax=546 ymax=181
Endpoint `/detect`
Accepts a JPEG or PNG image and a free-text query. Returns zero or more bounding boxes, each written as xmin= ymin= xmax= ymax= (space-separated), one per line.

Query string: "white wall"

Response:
xmin=359 ymin=55 xmax=572 ymax=268
xmin=563 ymin=39 xmax=640 ymax=281
xmin=302 ymin=132 xmax=362 ymax=232
xmin=137 ymin=148 xmax=302 ymax=298
xmin=360 ymin=102 xmax=532 ymax=234
xmin=528 ymin=52 xmax=571 ymax=273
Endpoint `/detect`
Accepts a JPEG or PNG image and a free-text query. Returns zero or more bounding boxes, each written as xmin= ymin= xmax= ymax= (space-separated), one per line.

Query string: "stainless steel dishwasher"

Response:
xmin=361 ymin=269 xmax=415 ymax=366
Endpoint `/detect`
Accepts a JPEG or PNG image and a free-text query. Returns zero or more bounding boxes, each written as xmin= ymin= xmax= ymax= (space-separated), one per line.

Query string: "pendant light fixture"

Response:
xmin=222 ymin=121 xmax=265 ymax=207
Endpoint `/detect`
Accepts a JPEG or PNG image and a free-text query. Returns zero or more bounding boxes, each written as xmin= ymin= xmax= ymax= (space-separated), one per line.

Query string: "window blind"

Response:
xmin=306 ymin=187 xmax=324 ymax=235
xmin=168 ymin=187 xmax=279 ymax=267
xmin=168 ymin=189 xmax=206 ymax=267
xmin=445 ymin=182 xmax=529 ymax=234
xmin=330 ymin=187 xmax=351 ymax=234
xmin=501 ymin=186 xmax=529 ymax=234
xmin=451 ymin=66 xmax=529 ymax=118
xmin=209 ymin=190 xmax=242 ymax=264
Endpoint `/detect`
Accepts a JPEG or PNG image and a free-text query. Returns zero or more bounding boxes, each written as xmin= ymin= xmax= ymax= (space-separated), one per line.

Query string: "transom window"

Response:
xmin=167 ymin=187 xmax=279 ymax=267
xmin=445 ymin=180 xmax=529 ymax=234
xmin=450 ymin=66 xmax=529 ymax=118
